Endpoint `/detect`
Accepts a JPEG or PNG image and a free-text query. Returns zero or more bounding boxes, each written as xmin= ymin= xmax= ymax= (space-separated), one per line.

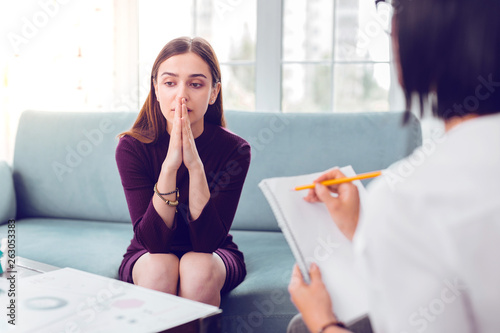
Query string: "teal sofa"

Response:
xmin=0 ymin=110 xmax=421 ymax=332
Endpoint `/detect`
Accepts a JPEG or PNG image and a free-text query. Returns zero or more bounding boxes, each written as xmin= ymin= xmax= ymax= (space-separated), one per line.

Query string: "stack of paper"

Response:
xmin=259 ymin=166 xmax=368 ymax=323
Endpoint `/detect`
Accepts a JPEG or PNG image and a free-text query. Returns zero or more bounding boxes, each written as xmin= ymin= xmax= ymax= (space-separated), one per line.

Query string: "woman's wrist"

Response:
xmin=185 ymin=159 xmax=204 ymax=173
xmin=161 ymin=163 xmax=179 ymax=176
xmin=316 ymin=320 xmax=349 ymax=333
xmin=157 ymin=166 xmax=178 ymax=198
xmin=308 ymin=313 xmax=344 ymax=333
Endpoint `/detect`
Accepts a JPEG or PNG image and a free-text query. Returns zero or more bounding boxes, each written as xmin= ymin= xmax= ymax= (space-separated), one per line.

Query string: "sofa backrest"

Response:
xmin=13 ymin=111 xmax=135 ymax=223
xmin=0 ymin=161 xmax=16 ymax=223
xmin=13 ymin=110 xmax=421 ymax=230
xmin=224 ymin=111 xmax=422 ymax=231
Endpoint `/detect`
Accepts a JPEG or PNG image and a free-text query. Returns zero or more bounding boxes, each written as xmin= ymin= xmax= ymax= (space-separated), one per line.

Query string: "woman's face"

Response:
xmin=154 ymin=52 xmax=220 ymax=137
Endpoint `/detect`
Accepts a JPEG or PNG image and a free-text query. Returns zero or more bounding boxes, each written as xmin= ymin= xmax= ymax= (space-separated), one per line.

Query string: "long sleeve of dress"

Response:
xmin=116 ymin=137 xmax=178 ymax=253
xmin=185 ymin=143 xmax=251 ymax=252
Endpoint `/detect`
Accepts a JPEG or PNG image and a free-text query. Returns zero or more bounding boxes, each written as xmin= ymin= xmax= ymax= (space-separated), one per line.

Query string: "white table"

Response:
xmin=0 ymin=257 xmax=221 ymax=333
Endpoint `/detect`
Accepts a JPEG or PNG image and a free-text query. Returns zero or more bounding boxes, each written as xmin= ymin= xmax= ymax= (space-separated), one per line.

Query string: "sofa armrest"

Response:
xmin=0 ymin=161 xmax=16 ymax=224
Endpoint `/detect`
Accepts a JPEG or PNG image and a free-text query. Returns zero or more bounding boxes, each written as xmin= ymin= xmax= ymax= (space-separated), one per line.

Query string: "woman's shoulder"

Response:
xmin=211 ymin=124 xmax=250 ymax=149
xmin=117 ymin=133 xmax=163 ymax=150
xmin=116 ymin=134 xmax=143 ymax=153
xmin=116 ymin=133 xmax=159 ymax=161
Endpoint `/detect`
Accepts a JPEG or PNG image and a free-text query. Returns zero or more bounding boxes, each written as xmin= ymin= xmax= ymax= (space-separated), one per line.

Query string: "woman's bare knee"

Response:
xmin=132 ymin=253 xmax=180 ymax=294
xmin=178 ymin=252 xmax=226 ymax=306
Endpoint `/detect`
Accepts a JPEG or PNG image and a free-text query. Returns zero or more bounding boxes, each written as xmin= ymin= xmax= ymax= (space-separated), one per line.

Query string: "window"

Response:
xmin=282 ymin=0 xmax=393 ymax=112
xmin=138 ymin=0 xmax=396 ymax=113
xmin=1 ymin=0 xmax=115 ymax=163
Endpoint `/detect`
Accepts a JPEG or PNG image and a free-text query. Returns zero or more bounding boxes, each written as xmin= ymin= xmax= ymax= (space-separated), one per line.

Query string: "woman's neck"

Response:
xmin=444 ymin=114 xmax=479 ymax=132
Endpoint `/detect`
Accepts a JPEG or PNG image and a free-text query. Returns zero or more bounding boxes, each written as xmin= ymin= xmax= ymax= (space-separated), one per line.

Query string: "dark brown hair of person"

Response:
xmin=383 ymin=0 xmax=500 ymax=123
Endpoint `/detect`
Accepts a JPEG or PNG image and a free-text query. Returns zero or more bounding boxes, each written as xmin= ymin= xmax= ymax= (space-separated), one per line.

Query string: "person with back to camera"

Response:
xmin=287 ymin=0 xmax=500 ymax=332
xmin=115 ymin=37 xmax=251 ymax=306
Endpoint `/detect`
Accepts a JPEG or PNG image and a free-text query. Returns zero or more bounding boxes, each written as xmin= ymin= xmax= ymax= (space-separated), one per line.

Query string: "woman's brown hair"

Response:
xmin=121 ymin=37 xmax=226 ymax=143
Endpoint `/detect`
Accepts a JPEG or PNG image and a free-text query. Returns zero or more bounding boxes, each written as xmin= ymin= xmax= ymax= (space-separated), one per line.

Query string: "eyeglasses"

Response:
xmin=375 ymin=0 xmax=395 ymax=6
xmin=375 ymin=0 xmax=394 ymax=35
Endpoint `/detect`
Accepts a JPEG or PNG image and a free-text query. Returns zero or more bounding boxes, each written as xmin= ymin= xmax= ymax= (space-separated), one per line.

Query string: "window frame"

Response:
xmin=256 ymin=0 xmax=398 ymax=113
xmin=132 ymin=0 xmax=399 ymax=113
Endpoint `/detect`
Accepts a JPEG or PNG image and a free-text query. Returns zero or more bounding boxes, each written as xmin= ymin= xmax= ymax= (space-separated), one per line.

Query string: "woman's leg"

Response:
xmin=132 ymin=252 xmax=180 ymax=295
xmin=178 ymin=251 xmax=226 ymax=306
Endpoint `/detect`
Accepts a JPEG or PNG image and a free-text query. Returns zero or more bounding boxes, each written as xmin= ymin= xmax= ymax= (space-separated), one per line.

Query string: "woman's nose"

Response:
xmin=176 ymin=84 xmax=188 ymax=101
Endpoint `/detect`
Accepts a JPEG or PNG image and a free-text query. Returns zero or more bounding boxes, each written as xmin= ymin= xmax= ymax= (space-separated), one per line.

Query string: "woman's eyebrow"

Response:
xmin=160 ymin=72 xmax=208 ymax=79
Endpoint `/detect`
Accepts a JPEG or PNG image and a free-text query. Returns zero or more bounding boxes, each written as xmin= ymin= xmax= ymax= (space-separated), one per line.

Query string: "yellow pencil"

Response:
xmin=293 ymin=170 xmax=382 ymax=191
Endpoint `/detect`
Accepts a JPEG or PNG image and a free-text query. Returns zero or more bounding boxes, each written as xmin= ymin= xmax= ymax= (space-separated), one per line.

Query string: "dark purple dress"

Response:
xmin=115 ymin=122 xmax=250 ymax=293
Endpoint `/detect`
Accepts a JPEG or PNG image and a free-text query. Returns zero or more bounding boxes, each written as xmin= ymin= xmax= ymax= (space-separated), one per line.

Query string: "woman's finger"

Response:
xmin=175 ymin=97 xmax=182 ymax=119
xmin=289 ymin=264 xmax=306 ymax=291
xmin=303 ymin=188 xmax=320 ymax=203
xmin=309 ymin=263 xmax=323 ymax=282
xmin=181 ymin=98 xmax=188 ymax=121
xmin=314 ymin=168 xmax=346 ymax=184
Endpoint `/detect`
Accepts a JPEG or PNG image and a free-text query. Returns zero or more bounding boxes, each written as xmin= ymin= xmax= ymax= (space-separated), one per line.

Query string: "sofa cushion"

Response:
xmin=0 ymin=218 xmax=133 ymax=278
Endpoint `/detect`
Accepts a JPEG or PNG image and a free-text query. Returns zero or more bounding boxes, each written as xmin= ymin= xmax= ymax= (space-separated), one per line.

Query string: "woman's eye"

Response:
xmin=165 ymin=81 xmax=175 ymax=86
xmin=191 ymin=83 xmax=202 ymax=88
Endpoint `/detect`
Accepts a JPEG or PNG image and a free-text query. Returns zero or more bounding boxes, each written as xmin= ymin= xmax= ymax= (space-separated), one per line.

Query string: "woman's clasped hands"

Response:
xmin=163 ymin=97 xmax=203 ymax=173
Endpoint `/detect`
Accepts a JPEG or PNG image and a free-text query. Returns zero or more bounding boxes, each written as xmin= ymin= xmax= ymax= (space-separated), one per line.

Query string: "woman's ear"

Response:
xmin=153 ymin=80 xmax=159 ymax=101
xmin=210 ymin=82 xmax=221 ymax=104
xmin=391 ymin=17 xmax=404 ymax=88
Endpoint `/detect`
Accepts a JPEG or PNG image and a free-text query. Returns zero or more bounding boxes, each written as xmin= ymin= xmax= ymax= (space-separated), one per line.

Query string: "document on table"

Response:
xmin=259 ymin=165 xmax=369 ymax=323
xmin=0 ymin=267 xmax=220 ymax=333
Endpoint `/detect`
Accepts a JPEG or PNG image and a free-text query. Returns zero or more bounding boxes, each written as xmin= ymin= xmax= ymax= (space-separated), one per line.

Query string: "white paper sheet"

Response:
xmin=259 ymin=166 xmax=368 ymax=323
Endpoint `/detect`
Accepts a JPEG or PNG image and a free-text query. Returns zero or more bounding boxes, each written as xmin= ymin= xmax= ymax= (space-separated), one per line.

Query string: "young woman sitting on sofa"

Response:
xmin=116 ymin=37 xmax=251 ymax=306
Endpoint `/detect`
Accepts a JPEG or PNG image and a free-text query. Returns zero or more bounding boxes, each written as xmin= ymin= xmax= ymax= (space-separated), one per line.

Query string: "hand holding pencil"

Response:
xmin=302 ymin=168 xmax=374 ymax=240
